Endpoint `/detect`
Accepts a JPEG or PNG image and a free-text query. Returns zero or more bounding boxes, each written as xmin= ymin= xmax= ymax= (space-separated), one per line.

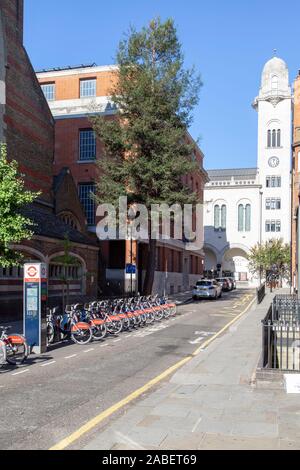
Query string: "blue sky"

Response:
xmin=24 ymin=0 xmax=300 ymax=170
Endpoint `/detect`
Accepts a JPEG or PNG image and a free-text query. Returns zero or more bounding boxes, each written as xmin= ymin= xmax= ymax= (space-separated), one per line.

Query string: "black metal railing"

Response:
xmin=262 ymin=295 xmax=300 ymax=371
xmin=257 ymin=283 xmax=266 ymax=305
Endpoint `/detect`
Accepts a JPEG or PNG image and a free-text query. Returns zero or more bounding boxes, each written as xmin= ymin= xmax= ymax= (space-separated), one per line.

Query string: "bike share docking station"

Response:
xmin=23 ymin=263 xmax=48 ymax=354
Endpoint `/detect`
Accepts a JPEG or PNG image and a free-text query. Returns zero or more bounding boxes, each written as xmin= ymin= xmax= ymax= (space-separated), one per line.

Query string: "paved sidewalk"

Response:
xmin=83 ymin=289 xmax=300 ymax=450
xmin=168 ymin=290 xmax=193 ymax=305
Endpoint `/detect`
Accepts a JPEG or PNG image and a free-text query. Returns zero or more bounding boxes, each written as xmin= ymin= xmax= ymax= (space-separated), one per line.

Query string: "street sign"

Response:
xmin=126 ymin=264 xmax=137 ymax=275
xmin=24 ymin=263 xmax=48 ymax=354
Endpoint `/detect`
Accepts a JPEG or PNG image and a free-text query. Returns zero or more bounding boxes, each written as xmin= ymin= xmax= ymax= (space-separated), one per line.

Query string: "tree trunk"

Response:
xmin=143 ymin=239 xmax=157 ymax=295
xmin=62 ymin=284 xmax=66 ymax=313
xmin=66 ymin=280 xmax=70 ymax=307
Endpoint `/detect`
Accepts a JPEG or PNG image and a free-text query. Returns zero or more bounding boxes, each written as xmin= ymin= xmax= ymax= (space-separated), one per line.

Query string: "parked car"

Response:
xmin=215 ymin=278 xmax=232 ymax=292
xmin=193 ymin=280 xmax=222 ymax=300
xmin=228 ymin=277 xmax=237 ymax=290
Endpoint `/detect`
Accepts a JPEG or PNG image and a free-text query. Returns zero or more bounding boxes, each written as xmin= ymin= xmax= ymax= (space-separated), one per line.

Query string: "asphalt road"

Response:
xmin=0 ymin=289 xmax=255 ymax=450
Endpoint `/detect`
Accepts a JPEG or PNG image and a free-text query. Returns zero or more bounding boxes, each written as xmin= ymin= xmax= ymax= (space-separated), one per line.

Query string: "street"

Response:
xmin=0 ymin=289 xmax=255 ymax=450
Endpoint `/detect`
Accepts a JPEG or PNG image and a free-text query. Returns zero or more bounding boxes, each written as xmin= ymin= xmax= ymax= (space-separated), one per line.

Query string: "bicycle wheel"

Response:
xmin=71 ymin=323 xmax=93 ymax=345
xmin=6 ymin=335 xmax=29 ymax=365
xmin=47 ymin=322 xmax=55 ymax=345
xmin=90 ymin=321 xmax=107 ymax=341
xmin=0 ymin=341 xmax=6 ymax=366
xmin=154 ymin=308 xmax=164 ymax=321
xmin=121 ymin=316 xmax=131 ymax=331
xmin=145 ymin=310 xmax=155 ymax=325
xmin=106 ymin=317 xmax=123 ymax=335
xmin=163 ymin=306 xmax=171 ymax=319
xmin=140 ymin=312 xmax=147 ymax=327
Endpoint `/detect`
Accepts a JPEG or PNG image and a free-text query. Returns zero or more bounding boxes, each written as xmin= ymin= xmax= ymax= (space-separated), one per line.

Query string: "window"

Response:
xmin=80 ymin=79 xmax=96 ymax=98
xmin=267 ymin=130 xmax=271 ymax=148
xmin=266 ymin=176 xmax=281 ymax=188
xmin=238 ymin=204 xmax=244 ymax=232
xmin=214 ymin=204 xmax=226 ymax=231
xmin=41 ymin=83 xmax=55 ymax=101
xmin=277 ymin=129 xmax=281 ymax=147
xmin=79 ymin=129 xmax=96 ymax=161
xmin=78 ymin=183 xmax=96 ymax=225
xmin=245 ymin=204 xmax=251 ymax=232
xmin=266 ymin=198 xmax=281 ymax=210
xmin=60 ymin=213 xmax=79 ymax=231
xmin=238 ymin=204 xmax=251 ymax=232
xmin=265 ymin=220 xmax=281 ymax=233
xmin=214 ymin=205 xmax=220 ymax=230
xmin=267 ymin=128 xmax=281 ymax=148
xmin=221 ymin=205 xmax=226 ymax=230
xmin=276 ymin=220 xmax=281 ymax=232
xmin=50 ymin=264 xmax=81 ymax=280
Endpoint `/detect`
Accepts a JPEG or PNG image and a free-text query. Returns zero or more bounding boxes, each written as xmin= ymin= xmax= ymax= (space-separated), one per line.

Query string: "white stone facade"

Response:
xmin=204 ymin=56 xmax=292 ymax=286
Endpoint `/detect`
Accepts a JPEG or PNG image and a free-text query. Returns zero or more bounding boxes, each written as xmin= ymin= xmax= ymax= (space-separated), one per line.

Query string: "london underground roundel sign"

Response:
xmin=27 ymin=266 xmax=38 ymax=278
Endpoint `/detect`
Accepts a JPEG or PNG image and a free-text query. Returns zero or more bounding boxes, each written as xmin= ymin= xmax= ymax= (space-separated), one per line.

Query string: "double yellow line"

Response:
xmin=50 ymin=295 xmax=256 ymax=451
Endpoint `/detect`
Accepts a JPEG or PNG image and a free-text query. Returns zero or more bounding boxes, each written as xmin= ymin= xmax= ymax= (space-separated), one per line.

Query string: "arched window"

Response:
xmin=238 ymin=204 xmax=244 ymax=232
xmin=214 ymin=205 xmax=220 ymax=230
xmin=221 ymin=205 xmax=227 ymax=230
xmin=267 ymin=130 xmax=271 ymax=148
xmin=277 ymin=129 xmax=281 ymax=147
xmin=245 ymin=204 xmax=251 ymax=232
xmin=272 ymin=129 xmax=276 ymax=147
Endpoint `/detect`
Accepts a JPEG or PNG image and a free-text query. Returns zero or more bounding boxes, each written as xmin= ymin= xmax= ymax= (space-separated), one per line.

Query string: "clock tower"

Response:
xmin=253 ymin=55 xmax=292 ymax=244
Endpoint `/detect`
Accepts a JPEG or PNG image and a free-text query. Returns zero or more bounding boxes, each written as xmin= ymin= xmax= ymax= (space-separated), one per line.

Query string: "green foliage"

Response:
xmin=51 ymin=236 xmax=82 ymax=310
xmin=0 ymin=143 xmax=40 ymax=267
xmin=51 ymin=236 xmax=81 ymax=272
xmin=248 ymin=239 xmax=291 ymax=281
xmin=92 ymin=17 xmax=203 ymax=209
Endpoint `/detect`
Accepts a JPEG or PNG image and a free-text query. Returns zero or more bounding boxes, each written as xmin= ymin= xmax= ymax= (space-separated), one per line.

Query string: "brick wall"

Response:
xmin=2 ymin=0 xmax=54 ymax=205
xmin=54 ymin=168 xmax=88 ymax=232
xmin=54 ymin=117 xmax=103 ymax=183
xmin=38 ymin=70 xmax=118 ymax=100
xmin=292 ymin=74 xmax=300 ymax=290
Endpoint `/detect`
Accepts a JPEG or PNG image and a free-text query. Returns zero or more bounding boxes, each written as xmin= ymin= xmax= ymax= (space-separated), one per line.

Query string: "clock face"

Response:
xmin=268 ymin=157 xmax=279 ymax=168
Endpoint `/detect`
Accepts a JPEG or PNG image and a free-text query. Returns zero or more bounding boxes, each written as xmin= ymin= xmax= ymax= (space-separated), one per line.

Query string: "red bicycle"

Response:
xmin=0 ymin=326 xmax=29 ymax=366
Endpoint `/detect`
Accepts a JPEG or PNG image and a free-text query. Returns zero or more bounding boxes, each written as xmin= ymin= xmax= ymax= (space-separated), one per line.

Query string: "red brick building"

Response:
xmin=37 ymin=65 xmax=209 ymax=295
xmin=0 ymin=0 xmax=98 ymax=319
xmin=292 ymin=71 xmax=300 ymax=293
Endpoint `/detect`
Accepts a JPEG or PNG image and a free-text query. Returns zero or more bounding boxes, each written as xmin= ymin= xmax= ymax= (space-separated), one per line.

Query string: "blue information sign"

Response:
xmin=126 ymin=264 xmax=137 ymax=275
xmin=24 ymin=263 xmax=48 ymax=354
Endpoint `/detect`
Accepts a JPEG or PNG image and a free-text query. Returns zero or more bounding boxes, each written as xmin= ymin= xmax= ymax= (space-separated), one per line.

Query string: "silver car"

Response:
xmin=193 ymin=280 xmax=222 ymax=300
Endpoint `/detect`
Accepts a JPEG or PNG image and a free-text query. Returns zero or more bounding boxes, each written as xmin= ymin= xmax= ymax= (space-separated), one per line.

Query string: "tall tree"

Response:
xmin=0 ymin=144 xmax=39 ymax=266
xmin=93 ymin=18 xmax=202 ymax=294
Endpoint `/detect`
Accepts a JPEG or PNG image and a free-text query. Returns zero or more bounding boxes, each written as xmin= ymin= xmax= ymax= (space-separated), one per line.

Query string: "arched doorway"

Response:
xmin=222 ymin=247 xmax=250 ymax=282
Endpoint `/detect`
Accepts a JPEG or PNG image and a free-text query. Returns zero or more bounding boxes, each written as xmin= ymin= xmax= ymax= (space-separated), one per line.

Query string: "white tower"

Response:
xmin=253 ymin=55 xmax=292 ymax=244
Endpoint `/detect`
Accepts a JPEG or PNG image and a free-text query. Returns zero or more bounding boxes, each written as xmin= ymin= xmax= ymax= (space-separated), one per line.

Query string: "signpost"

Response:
xmin=23 ymin=263 xmax=48 ymax=354
xmin=125 ymin=263 xmax=136 ymax=295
